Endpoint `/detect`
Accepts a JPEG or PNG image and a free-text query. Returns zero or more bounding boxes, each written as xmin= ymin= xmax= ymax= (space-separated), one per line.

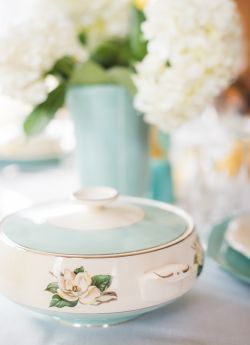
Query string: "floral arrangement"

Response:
xmin=46 ymin=265 xmax=117 ymax=308
xmin=134 ymin=0 xmax=245 ymax=131
xmin=0 ymin=0 xmax=244 ymax=133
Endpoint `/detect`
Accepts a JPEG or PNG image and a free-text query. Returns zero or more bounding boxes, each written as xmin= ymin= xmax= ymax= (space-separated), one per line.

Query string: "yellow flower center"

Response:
xmin=134 ymin=0 xmax=148 ymax=11
xmin=72 ymin=285 xmax=80 ymax=292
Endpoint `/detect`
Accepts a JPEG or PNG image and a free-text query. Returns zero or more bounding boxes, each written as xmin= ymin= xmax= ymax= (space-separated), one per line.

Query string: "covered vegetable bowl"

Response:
xmin=0 ymin=187 xmax=204 ymax=327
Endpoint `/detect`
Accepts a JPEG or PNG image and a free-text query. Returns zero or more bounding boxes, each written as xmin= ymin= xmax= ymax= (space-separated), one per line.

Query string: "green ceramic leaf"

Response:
xmin=96 ymin=291 xmax=118 ymax=304
xmin=197 ymin=265 xmax=203 ymax=277
xmin=70 ymin=61 xmax=111 ymax=85
xmin=23 ymin=82 xmax=67 ymax=136
xmin=45 ymin=282 xmax=59 ymax=294
xmin=49 ymin=294 xmax=78 ymax=308
xmin=108 ymin=67 xmax=136 ymax=95
xmin=91 ymin=275 xmax=112 ymax=292
xmin=74 ymin=266 xmax=84 ymax=274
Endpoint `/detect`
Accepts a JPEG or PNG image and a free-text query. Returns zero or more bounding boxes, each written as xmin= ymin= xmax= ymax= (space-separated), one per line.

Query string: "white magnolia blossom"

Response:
xmin=134 ymin=0 xmax=245 ymax=132
xmin=0 ymin=9 xmax=86 ymax=105
xmin=57 ymin=269 xmax=101 ymax=305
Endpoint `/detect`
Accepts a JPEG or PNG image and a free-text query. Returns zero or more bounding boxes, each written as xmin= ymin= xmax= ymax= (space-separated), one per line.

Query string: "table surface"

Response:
xmin=0 ymin=165 xmax=249 ymax=345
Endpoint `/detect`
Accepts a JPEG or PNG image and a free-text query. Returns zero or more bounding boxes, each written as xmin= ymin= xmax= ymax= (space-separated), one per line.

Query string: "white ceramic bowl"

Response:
xmin=0 ymin=187 xmax=204 ymax=327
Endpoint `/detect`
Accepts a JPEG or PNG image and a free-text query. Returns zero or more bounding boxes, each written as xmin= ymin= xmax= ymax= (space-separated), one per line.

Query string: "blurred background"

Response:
xmin=0 ymin=0 xmax=249 ymax=240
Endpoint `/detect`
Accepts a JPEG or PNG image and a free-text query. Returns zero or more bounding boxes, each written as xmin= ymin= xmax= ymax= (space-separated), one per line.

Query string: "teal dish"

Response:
xmin=0 ymin=187 xmax=203 ymax=327
xmin=22 ymin=299 xmax=179 ymax=327
xmin=0 ymin=156 xmax=62 ymax=170
xmin=207 ymin=218 xmax=250 ymax=284
xmin=2 ymin=203 xmax=187 ymax=255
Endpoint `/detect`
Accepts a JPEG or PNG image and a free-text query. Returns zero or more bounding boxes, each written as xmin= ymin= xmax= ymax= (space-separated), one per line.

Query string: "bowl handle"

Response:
xmin=140 ymin=263 xmax=194 ymax=302
xmin=73 ymin=187 xmax=118 ymax=212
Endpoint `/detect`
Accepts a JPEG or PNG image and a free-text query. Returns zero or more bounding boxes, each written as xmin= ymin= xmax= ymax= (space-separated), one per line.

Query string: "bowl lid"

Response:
xmin=0 ymin=187 xmax=194 ymax=257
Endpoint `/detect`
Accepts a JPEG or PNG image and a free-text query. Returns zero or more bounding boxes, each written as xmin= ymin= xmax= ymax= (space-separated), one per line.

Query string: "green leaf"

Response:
xmin=48 ymin=56 xmax=76 ymax=80
xmin=165 ymin=60 xmax=172 ymax=68
xmin=70 ymin=61 xmax=111 ymax=85
xmin=108 ymin=67 xmax=136 ymax=95
xmin=70 ymin=60 xmax=134 ymax=94
xmin=91 ymin=39 xmax=131 ymax=69
xmin=91 ymin=41 xmax=120 ymax=69
xmin=78 ymin=31 xmax=87 ymax=45
xmin=23 ymin=82 xmax=67 ymax=136
xmin=91 ymin=275 xmax=112 ymax=293
xmin=45 ymin=282 xmax=59 ymax=294
xmin=49 ymin=294 xmax=78 ymax=308
xmin=129 ymin=7 xmax=147 ymax=61
xmin=74 ymin=266 xmax=84 ymax=274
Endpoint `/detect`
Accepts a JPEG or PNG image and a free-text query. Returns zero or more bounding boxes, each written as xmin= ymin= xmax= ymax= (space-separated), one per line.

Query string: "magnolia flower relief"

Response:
xmin=46 ymin=266 xmax=117 ymax=308
xmin=0 ymin=8 xmax=85 ymax=106
xmin=192 ymin=238 xmax=204 ymax=277
xmin=134 ymin=0 xmax=245 ymax=132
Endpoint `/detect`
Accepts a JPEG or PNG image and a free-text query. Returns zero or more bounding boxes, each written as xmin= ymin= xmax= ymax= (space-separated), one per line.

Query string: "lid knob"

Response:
xmin=73 ymin=187 xmax=118 ymax=212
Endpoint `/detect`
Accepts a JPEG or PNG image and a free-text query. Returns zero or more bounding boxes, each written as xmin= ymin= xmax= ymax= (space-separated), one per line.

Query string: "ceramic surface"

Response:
xmin=207 ymin=217 xmax=250 ymax=284
xmin=0 ymin=156 xmax=62 ymax=170
xmin=67 ymin=85 xmax=149 ymax=196
xmin=0 ymin=188 xmax=204 ymax=326
xmin=23 ymin=299 xmax=178 ymax=327
xmin=225 ymin=215 xmax=250 ymax=260
xmin=1 ymin=196 xmax=189 ymax=255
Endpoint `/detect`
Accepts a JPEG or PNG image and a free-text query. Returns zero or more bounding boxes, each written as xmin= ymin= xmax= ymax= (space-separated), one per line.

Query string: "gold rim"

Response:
xmin=0 ymin=196 xmax=195 ymax=259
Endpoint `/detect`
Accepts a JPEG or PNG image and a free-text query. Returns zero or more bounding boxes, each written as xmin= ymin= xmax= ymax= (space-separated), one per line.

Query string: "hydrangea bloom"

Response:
xmin=134 ymin=0 xmax=245 ymax=132
xmin=0 ymin=9 xmax=85 ymax=105
xmin=71 ymin=0 xmax=131 ymax=42
xmin=0 ymin=0 xmax=131 ymax=105
xmin=48 ymin=0 xmax=131 ymax=46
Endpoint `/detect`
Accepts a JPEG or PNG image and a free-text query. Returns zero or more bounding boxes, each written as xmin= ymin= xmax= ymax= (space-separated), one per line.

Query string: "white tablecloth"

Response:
xmin=0 ymin=165 xmax=249 ymax=345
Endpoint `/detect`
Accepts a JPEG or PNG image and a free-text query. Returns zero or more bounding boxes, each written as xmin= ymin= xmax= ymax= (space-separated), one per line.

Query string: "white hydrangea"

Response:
xmin=70 ymin=0 xmax=131 ymax=42
xmin=0 ymin=9 xmax=86 ymax=105
xmin=44 ymin=0 xmax=131 ymax=47
xmin=134 ymin=0 xmax=245 ymax=132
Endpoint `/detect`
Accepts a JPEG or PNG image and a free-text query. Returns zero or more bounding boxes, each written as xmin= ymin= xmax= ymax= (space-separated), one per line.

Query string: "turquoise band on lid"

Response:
xmin=1 ymin=196 xmax=191 ymax=256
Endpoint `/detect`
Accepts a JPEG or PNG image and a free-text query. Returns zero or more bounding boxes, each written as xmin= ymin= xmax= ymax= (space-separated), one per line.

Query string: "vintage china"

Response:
xmin=225 ymin=215 xmax=250 ymax=260
xmin=0 ymin=135 xmax=63 ymax=160
xmin=0 ymin=135 xmax=66 ymax=169
xmin=0 ymin=187 xmax=204 ymax=326
xmin=207 ymin=217 xmax=250 ymax=284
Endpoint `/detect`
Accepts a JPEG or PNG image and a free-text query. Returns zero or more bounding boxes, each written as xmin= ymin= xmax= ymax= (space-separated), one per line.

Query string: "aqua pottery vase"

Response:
xmin=67 ymin=84 xmax=149 ymax=196
xmin=150 ymin=131 xmax=174 ymax=203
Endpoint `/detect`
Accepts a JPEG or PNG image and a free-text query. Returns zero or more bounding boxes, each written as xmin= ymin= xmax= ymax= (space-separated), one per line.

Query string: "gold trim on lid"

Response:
xmin=0 ymin=196 xmax=195 ymax=259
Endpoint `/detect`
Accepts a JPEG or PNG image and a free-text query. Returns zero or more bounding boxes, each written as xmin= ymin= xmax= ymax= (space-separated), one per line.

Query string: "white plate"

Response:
xmin=0 ymin=135 xmax=64 ymax=161
xmin=226 ymin=214 xmax=250 ymax=260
